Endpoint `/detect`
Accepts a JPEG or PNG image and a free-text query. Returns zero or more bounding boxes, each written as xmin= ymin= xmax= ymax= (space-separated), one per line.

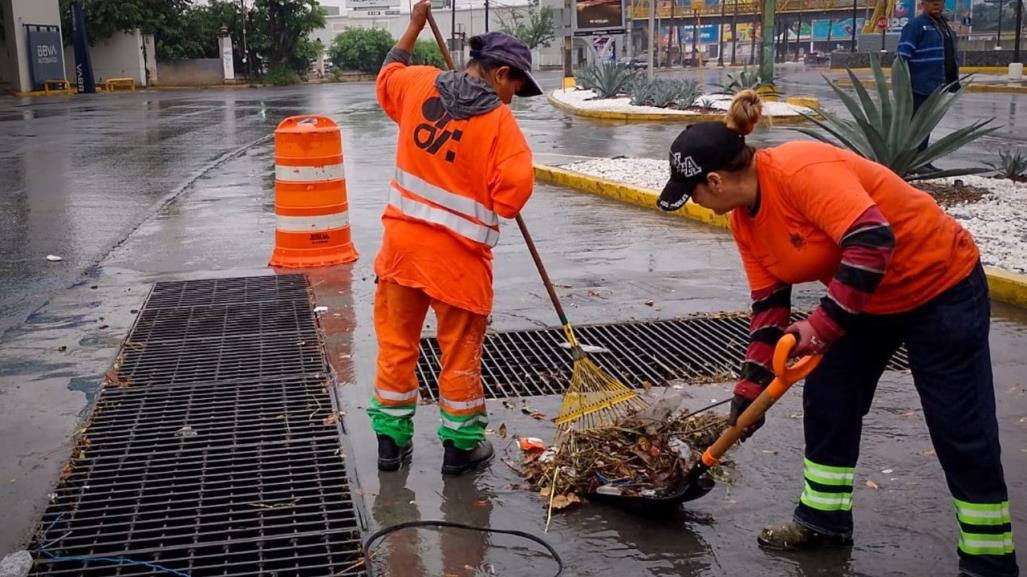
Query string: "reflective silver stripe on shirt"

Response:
xmin=394 ymin=168 xmax=499 ymax=226
xmin=388 ymin=185 xmax=500 ymax=247
xmin=276 ymin=212 xmax=349 ymax=232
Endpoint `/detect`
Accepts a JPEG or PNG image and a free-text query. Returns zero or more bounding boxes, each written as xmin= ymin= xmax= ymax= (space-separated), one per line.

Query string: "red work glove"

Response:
xmin=785 ymin=313 xmax=842 ymax=358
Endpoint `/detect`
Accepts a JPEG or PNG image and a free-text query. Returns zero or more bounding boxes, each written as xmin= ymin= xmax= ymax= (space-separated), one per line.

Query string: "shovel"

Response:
xmin=588 ymin=333 xmax=822 ymax=513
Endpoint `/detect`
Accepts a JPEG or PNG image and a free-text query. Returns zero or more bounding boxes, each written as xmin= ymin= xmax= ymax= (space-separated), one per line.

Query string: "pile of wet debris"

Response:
xmin=516 ymin=394 xmax=730 ymax=509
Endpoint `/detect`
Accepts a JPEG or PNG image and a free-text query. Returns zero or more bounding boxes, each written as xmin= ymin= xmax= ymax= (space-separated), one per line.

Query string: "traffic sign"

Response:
xmin=691 ymin=0 xmax=705 ymax=9
xmin=877 ymin=16 xmax=888 ymax=29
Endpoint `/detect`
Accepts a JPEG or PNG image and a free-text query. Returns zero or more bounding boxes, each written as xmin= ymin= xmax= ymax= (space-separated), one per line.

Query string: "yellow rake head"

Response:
xmin=554 ymin=354 xmax=649 ymax=433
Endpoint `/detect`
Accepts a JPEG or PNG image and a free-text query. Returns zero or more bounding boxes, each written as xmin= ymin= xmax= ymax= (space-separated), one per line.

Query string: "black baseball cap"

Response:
xmin=469 ymin=32 xmax=543 ymax=97
xmin=657 ymin=122 xmax=747 ymax=211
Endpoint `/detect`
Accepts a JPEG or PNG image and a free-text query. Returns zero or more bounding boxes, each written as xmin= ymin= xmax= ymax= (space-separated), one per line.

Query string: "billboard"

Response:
xmin=25 ymin=25 xmax=65 ymax=90
xmin=576 ymin=0 xmax=625 ymax=33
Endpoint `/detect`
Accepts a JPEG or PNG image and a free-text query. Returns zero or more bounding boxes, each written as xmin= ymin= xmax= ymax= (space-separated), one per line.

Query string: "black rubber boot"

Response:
xmin=441 ymin=439 xmax=494 ymax=475
xmin=757 ymin=521 xmax=853 ymax=551
xmin=377 ymin=435 xmax=413 ymax=472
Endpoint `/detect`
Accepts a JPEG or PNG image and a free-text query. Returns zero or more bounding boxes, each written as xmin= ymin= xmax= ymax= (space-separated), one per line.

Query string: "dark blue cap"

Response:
xmin=468 ymin=32 xmax=543 ymax=97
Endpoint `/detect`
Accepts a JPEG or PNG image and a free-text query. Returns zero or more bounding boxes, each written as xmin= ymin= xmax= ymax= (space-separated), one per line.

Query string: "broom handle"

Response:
xmin=424 ymin=12 xmax=576 ymax=341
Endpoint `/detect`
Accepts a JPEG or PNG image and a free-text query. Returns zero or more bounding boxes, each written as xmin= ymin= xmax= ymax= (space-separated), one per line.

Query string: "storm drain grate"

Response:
xmin=29 ymin=275 xmax=365 ymax=577
xmin=416 ymin=313 xmax=911 ymax=400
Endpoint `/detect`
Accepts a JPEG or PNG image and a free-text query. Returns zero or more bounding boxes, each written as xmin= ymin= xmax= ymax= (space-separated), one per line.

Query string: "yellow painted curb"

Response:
xmin=536 ymin=163 xmax=1027 ymax=309
xmin=547 ymin=92 xmax=813 ymax=125
xmin=786 ymin=96 xmax=821 ymax=109
xmin=534 ymin=164 xmax=730 ymax=229
xmin=984 ymin=267 xmax=1027 ymax=309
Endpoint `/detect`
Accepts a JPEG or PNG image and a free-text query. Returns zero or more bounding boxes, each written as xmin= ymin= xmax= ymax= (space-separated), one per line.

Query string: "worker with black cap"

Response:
xmin=659 ymin=89 xmax=1017 ymax=577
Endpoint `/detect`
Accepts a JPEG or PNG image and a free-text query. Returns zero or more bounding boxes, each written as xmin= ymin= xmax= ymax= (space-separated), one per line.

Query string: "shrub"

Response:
xmin=330 ymin=27 xmax=394 ymax=74
xmin=263 ymin=66 xmax=301 ymax=86
xmin=412 ymin=40 xmax=445 ymax=68
xmin=715 ymin=66 xmax=775 ymax=96
xmin=578 ymin=61 xmax=636 ymax=98
xmin=630 ymin=78 xmax=703 ymax=108
xmin=986 ymin=148 xmax=1027 ymax=181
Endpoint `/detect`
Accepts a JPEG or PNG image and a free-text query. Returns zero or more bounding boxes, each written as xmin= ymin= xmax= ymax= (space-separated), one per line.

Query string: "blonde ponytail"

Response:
xmin=725 ymin=89 xmax=763 ymax=136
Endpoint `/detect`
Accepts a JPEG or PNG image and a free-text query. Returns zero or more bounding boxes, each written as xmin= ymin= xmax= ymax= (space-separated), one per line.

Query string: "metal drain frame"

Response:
xmin=415 ymin=312 xmax=912 ymax=400
xmin=28 ymin=275 xmax=369 ymax=577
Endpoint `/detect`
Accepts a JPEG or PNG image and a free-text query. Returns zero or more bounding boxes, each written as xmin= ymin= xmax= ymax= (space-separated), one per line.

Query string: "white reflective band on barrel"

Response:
xmin=388 ymin=186 xmax=500 ymax=247
xmin=276 ymin=212 xmax=349 ymax=232
xmin=275 ymin=163 xmax=345 ymax=182
xmin=440 ymin=396 xmax=486 ymax=411
xmin=394 ymin=168 xmax=499 ymax=226
xmin=376 ymin=387 xmax=419 ymax=403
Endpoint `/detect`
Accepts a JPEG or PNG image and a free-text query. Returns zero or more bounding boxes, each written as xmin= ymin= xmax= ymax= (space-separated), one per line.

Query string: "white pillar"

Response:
xmin=219 ymin=29 xmax=235 ymax=82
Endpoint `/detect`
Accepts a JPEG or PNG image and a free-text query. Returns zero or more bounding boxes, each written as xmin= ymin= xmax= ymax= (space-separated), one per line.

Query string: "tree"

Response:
xmin=329 ymin=27 xmax=394 ymax=74
xmin=412 ymin=39 xmax=445 ymax=68
xmin=497 ymin=0 xmax=555 ymax=51
xmin=58 ymin=0 xmax=192 ymax=53
xmin=250 ymin=0 xmax=326 ymax=73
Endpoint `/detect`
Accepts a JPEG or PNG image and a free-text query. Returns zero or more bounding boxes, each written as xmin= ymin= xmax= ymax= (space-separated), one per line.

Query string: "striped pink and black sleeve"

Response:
xmin=806 ymin=205 xmax=896 ymax=341
xmin=735 ymin=282 xmax=792 ymax=400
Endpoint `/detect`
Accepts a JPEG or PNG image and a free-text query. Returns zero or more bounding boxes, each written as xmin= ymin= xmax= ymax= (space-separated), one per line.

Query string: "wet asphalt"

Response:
xmin=0 ymin=67 xmax=1025 ymax=575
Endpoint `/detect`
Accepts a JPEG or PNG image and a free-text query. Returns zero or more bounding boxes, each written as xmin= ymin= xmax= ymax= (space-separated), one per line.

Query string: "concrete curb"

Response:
xmin=844 ymin=66 xmax=1010 ymax=74
xmin=535 ymin=163 xmax=1027 ymax=309
xmin=533 ymin=164 xmax=730 ymax=228
xmin=547 ymin=92 xmax=815 ymax=124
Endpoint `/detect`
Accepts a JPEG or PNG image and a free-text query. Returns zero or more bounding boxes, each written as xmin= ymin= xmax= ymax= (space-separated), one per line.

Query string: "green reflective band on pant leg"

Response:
xmin=803 ymin=458 xmax=856 ymax=487
xmin=438 ymin=408 xmax=487 ymax=451
xmin=800 ymin=481 xmax=854 ymax=512
xmin=954 ymin=499 xmax=1015 ymax=556
xmin=368 ymin=397 xmax=415 ymax=447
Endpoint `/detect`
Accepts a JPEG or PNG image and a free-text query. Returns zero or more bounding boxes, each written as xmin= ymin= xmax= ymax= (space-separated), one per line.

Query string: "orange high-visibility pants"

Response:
xmin=368 ymin=280 xmax=488 ymax=450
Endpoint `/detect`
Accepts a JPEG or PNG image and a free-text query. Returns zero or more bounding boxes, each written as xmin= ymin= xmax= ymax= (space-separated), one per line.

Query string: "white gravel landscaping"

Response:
xmin=561 ymin=158 xmax=1027 ymax=275
xmin=551 ymin=89 xmax=814 ymax=117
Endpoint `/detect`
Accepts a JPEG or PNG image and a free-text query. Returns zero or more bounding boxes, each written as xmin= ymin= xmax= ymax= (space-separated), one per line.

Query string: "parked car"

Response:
xmin=619 ymin=53 xmax=650 ymax=69
xmin=804 ymin=51 xmax=831 ymax=65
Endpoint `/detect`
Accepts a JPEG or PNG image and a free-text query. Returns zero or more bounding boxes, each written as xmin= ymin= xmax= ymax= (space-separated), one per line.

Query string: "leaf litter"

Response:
xmin=517 ymin=393 xmax=730 ymax=509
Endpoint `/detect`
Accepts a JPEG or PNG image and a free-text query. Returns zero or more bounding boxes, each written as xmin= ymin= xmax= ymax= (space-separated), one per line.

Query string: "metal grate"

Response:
xmin=29 ymin=275 xmax=366 ymax=577
xmin=416 ymin=313 xmax=911 ymax=400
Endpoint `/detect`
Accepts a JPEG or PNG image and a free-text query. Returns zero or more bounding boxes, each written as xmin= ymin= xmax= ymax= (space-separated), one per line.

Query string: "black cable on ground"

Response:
xmin=364 ymin=520 xmax=563 ymax=577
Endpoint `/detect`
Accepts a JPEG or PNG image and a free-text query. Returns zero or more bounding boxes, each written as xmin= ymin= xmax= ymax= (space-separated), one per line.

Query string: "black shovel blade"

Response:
xmin=586 ymin=467 xmax=716 ymax=515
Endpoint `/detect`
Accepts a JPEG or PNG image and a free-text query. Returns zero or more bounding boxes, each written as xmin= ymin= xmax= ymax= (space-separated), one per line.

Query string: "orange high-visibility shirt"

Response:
xmin=375 ymin=62 xmax=534 ymax=316
xmin=730 ymin=141 xmax=979 ymax=314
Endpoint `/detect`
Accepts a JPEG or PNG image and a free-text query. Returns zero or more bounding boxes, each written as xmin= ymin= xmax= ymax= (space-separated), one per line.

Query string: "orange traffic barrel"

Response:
xmin=269 ymin=115 xmax=358 ymax=268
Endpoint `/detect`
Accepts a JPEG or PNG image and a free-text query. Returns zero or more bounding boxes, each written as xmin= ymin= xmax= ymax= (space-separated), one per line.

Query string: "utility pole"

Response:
xmin=850 ymin=0 xmax=857 ymax=51
xmin=239 ymin=0 xmax=250 ymax=77
xmin=759 ymin=0 xmax=775 ymax=83
xmin=1015 ymin=0 xmax=1023 ymax=60
xmin=648 ymin=0 xmax=656 ymax=78
xmin=718 ymin=0 xmax=726 ymax=65
xmin=668 ymin=0 xmax=676 ymax=66
xmin=452 ymin=0 xmax=458 ymax=55
xmin=485 ymin=0 xmax=489 ymax=31
xmin=731 ymin=0 xmax=738 ymax=64
xmin=796 ymin=11 xmax=802 ymax=60
xmin=564 ymin=0 xmax=573 ymax=86
xmin=997 ymin=0 xmax=1006 ymax=49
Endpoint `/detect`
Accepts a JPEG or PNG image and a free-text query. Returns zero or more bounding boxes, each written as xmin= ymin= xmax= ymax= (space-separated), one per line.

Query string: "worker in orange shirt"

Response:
xmin=369 ymin=0 xmax=541 ymax=475
xmin=658 ymin=90 xmax=1017 ymax=577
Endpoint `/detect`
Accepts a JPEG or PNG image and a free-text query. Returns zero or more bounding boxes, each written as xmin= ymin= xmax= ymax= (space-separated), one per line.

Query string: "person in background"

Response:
xmin=898 ymin=0 xmax=960 ymax=173
xmin=657 ymin=89 xmax=1017 ymax=577
xmin=369 ymin=0 xmax=542 ymax=475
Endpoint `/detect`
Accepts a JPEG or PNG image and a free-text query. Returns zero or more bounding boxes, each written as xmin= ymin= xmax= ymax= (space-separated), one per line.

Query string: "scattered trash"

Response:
xmin=313 ymin=306 xmax=328 ymax=313
xmin=644 ymin=300 xmax=654 ymax=307
xmin=175 ymin=425 xmax=197 ymax=438
xmin=45 ymin=255 xmax=62 ymax=262
xmin=865 ymin=480 xmax=880 ymax=490
xmin=498 ymin=423 xmax=507 ymax=438
xmin=0 ymin=550 xmax=32 ymax=577
xmin=881 ymin=469 xmax=893 ymax=474
xmin=558 ymin=342 xmax=611 ymax=354
xmin=595 ymin=484 xmax=622 ymax=496
xmin=57 ymin=346 xmax=66 ymax=352
xmin=550 ymin=493 xmax=581 ymax=511
xmin=519 ymin=437 xmax=546 ymax=452
xmin=322 ymin=414 xmax=338 ymax=426
xmin=98 ymin=324 xmax=109 ymax=330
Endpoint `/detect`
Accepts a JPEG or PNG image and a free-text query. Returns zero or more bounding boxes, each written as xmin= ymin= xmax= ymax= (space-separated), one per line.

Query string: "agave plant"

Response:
xmin=578 ymin=61 xmax=637 ymax=98
xmin=794 ymin=56 xmax=998 ymax=181
xmin=630 ymin=78 xmax=703 ymax=108
xmin=714 ymin=66 xmax=776 ymax=96
xmin=574 ymin=68 xmax=597 ymax=91
xmin=986 ymin=148 xmax=1027 ymax=181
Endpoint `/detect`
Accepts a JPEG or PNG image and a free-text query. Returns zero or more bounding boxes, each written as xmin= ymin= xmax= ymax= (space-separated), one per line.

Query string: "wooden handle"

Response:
xmin=515 ymin=215 xmax=570 ymax=327
xmin=699 ymin=335 xmax=823 ymax=467
xmin=426 ymin=12 xmax=456 ymax=71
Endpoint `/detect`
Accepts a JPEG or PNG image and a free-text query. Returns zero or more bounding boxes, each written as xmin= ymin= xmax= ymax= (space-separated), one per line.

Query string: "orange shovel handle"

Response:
xmin=700 ymin=334 xmax=822 ymax=467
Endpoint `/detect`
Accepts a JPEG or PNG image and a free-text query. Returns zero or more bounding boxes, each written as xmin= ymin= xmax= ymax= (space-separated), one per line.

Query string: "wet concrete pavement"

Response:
xmin=0 ymin=69 xmax=1025 ymax=575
